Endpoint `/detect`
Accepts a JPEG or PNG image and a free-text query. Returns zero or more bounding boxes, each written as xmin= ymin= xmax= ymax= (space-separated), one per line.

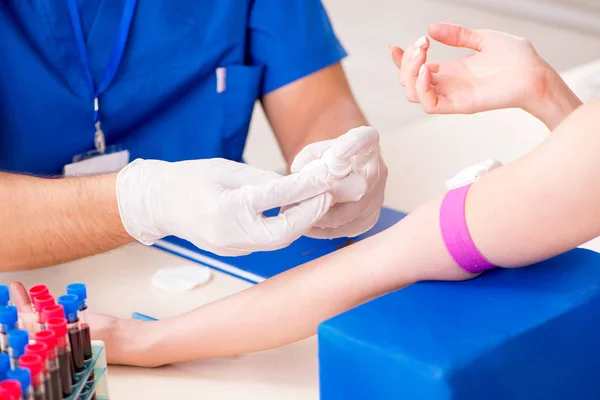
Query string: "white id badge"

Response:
xmin=64 ymin=147 xmax=130 ymax=177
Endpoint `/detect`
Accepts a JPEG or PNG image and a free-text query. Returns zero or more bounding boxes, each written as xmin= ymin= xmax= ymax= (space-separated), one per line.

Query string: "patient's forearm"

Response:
xmin=133 ymin=225 xmax=417 ymax=366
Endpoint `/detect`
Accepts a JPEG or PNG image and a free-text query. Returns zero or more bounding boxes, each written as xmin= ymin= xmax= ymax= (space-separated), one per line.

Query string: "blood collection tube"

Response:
xmin=65 ymin=284 xmax=95 ymax=390
xmin=40 ymin=307 xmax=62 ymax=330
xmin=0 ymin=286 xmax=10 ymax=307
xmin=0 ymin=353 xmax=10 ymax=381
xmin=27 ymin=287 xmax=48 ymax=304
xmin=27 ymin=286 xmax=48 ymax=299
xmin=0 ymin=379 xmax=22 ymax=400
xmin=45 ymin=318 xmax=73 ymax=397
xmin=31 ymin=296 xmax=54 ymax=332
xmin=6 ymin=368 xmax=33 ymax=400
xmin=65 ymin=284 xmax=92 ymax=360
xmin=7 ymin=330 xmax=28 ymax=370
xmin=18 ymin=354 xmax=45 ymax=400
xmin=0 ymin=306 xmax=18 ymax=354
xmin=24 ymin=344 xmax=50 ymax=400
xmin=56 ymin=296 xmax=84 ymax=373
xmin=28 ymin=285 xmax=49 ymax=334
xmin=33 ymin=331 xmax=60 ymax=400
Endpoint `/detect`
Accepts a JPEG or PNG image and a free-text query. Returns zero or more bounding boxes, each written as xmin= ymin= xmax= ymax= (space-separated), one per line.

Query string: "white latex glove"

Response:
xmin=290 ymin=126 xmax=388 ymax=238
xmin=116 ymin=158 xmax=333 ymax=256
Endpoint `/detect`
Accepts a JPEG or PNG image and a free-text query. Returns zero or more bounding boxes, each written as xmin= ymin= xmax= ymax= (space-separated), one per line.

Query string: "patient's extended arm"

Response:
xmin=90 ymin=100 xmax=600 ymax=367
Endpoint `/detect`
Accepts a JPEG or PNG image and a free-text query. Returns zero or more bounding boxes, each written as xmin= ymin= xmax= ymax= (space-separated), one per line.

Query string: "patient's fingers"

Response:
xmin=415 ymin=64 xmax=453 ymax=114
xmin=428 ymin=23 xmax=485 ymax=52
xmin=388 ymin=45 xmax=404 ymax=70
xmin=426 ymin=63 xmax=440 ymax=85
xmin=11 ymin=282 xmax=34 ymax=314
xmin=399 ymin=36 xmax=428 ymax=87
xmin=426 ymin=63 xmax=440 ymax=74
xmin=404 ymin=36 xmax=430 ymax=102
xmin=10 ymin=282 xmax=37 ymax=333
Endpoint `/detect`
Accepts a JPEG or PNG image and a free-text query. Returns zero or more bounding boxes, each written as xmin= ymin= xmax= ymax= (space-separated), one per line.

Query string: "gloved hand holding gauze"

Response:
xmin=290 ymin=126 xmax=388 ymax=239
xmin=115 ymin=158 xmax=333 ymax=256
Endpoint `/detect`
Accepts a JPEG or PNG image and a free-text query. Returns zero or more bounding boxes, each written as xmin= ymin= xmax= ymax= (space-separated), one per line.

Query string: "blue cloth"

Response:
xmin=319 ymin=248 xmax=600 ymax=400
xmin=0 ymin=0 xmax=346 ymax=175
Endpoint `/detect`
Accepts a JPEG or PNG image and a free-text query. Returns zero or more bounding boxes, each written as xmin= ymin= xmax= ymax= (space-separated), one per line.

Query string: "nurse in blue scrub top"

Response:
xmin=0 ymin=0 xmax=387 ymax=270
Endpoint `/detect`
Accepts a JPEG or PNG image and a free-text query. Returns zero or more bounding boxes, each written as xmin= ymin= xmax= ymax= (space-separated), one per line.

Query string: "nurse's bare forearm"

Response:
xmin=263 ymin=63 xmax=367 ymax=165
xmin=0 ymin=172 xmax=132 ymax=271
xmin=292 ymin=93 xmax=367 ymax=160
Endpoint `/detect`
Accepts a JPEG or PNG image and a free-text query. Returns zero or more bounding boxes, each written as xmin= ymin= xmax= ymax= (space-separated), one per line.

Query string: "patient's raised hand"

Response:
xmin=389 ymin=23 xmax=581 ymax=130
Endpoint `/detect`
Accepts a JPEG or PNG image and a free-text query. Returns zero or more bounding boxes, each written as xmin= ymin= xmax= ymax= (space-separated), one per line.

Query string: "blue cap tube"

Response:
xmin=0 ymin=285 xmax=10 ymax=307
xmin=8 ymin=329 xmax=29 ymax=359
xmin=0 ymin=306 xmax=18 ymax=353
xmin=0 ymin=353 xmax=10 ymax=380
xmin=57 ymin=294 xmax=79 ymax=323
xmin=0 ymin=305 xmax=18 ymax=331
xmin=6 ymin=367 xmax=31 ymax=396
xmin=66 ymin=283 xmax=87 ymax=310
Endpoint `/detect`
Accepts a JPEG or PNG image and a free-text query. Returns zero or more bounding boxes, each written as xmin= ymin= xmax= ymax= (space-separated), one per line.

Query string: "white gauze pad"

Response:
xmin=151 ymin=265 xmax=212 ymax=293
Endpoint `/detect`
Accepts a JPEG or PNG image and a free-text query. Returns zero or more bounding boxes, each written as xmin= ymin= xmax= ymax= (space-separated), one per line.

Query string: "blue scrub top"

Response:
xmin=0 ymin=0 xmax=346 ymax=175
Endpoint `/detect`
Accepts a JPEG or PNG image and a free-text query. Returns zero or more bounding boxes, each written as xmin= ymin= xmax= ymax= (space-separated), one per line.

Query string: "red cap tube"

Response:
xmin=0 ymin=380 xmax=22 ymax=400
xmin=34 ymin=330 xmax=57 ymax=358
xmin=19 ymin=354 xmax=43 ymax=387
xmin=28 ymin=285 xmax=49 ymax=300
xmin=33 ymin=294 xmax=55 ymax=314
xmin=41 ymin=305 xmax=64 ymax=325
xmin=25 ymin=343 xmax=48 ymax=372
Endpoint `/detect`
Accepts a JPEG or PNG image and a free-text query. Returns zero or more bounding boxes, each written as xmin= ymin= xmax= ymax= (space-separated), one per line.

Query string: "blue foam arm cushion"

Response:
xmin=318 ymin=248 xmax=600 ymax=400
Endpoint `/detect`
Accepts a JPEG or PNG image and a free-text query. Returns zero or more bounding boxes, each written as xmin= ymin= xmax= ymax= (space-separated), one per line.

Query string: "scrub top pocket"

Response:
xmin=219 ymin=65 xmax=264 ymax=162
xmin=111 ymin=61 xmax=228 ymax=163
